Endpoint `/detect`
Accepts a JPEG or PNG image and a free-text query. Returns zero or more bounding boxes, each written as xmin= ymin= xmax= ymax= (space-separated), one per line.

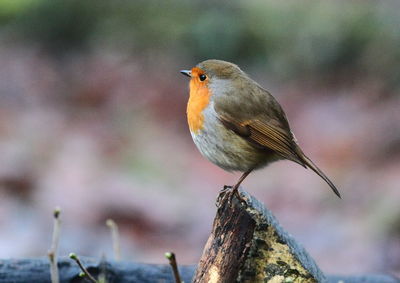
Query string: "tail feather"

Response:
xmin=296 ymin=149 xmax=341 ymax=199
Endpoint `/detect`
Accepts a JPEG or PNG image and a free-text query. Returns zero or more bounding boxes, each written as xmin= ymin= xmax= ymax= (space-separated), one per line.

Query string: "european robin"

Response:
xmin=180 ymin=59 xmax=341 ymax=198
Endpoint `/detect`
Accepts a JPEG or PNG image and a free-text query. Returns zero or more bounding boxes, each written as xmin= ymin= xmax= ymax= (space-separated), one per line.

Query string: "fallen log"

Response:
xmin=0 ymin=188 xmax=398 ymax=283
xmin=0 ymin=257 xmax=398 ymax=283
xmin=0 ymin=257 xmax=195 ymax=283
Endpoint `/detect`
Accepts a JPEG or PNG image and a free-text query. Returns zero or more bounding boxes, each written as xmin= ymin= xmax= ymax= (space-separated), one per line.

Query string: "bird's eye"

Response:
xmin=199 ymin=74 xmax=207 ymax=81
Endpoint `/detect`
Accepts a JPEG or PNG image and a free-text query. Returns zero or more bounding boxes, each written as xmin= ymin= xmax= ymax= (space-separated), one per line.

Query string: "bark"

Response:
xmin=193 ymin=188 xmax=326 ymax=283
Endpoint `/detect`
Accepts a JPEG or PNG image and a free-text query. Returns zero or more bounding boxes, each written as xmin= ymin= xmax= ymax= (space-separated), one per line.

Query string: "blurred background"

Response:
xmin=0 ymin=0 xmax=399 ymax=277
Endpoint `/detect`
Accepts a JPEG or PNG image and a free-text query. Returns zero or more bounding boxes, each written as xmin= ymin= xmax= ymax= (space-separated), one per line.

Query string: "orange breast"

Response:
xmin=187 ymin=78 xmax=211 ymax=133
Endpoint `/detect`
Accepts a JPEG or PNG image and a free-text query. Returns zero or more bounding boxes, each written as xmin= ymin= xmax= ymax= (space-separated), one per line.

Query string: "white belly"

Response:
xmin=190 ymin=105 xmax=271 ymax=172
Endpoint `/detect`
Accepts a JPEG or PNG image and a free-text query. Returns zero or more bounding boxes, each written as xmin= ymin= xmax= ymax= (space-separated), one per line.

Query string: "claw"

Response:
xmin=216 ymin=186 xmax=229 ymax=207
xmin=223 ymin=185 xmax=232 ymax=190
xmin=216 ymin=185 xmax=233 ymax=207
xmin=216 ymin=184 xmax=246 ymax=208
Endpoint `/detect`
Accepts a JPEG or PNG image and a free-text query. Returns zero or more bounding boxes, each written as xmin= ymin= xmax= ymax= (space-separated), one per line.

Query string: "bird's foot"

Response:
xmin=221 ymin=185 xmax=232 ymax=193
xmin=216 ymin=186 xmax=228 ymax=207
xmin=216 ymin=185 xmax=243 ymax=208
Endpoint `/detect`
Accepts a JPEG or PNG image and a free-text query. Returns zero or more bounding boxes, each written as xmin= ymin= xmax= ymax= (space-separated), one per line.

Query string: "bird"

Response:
xmin=180 ymin=59 xmax=341 ymax=199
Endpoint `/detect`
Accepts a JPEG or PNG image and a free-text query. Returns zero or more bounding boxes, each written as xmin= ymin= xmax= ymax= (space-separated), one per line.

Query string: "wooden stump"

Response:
xmin=192 ymin=188 xmax=326 ymax=283
xmin=0 ymin=188 xmax=399 ymax=283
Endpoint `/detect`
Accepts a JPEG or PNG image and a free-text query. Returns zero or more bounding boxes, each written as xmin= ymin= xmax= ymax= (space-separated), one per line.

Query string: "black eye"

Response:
xmin=199 ymin=74 xmax=207 ymax=81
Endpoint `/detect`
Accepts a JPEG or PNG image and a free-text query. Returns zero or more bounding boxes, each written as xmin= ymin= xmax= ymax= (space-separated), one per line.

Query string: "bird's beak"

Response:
xmin=180 ymin=70 xmax=191 ymax=78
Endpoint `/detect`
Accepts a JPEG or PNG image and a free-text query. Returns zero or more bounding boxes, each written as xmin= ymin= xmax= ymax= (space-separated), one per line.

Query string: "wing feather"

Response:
xmin=212 ymin=76 xmax=341 ymax=197
xmin=218 ymin=115 xmax=305 ymax=166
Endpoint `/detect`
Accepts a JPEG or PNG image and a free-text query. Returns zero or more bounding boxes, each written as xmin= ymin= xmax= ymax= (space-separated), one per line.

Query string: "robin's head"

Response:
xmin=180 ymin=59 xmax=250 ymax=102
xmin=180 ymin=60 xmax=247 ymax=132
xmin=180 ymin=59 xmax=245 ymax=83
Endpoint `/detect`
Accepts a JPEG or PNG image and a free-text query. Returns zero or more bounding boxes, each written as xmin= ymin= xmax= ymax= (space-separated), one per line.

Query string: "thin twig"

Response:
xmin=106 ymin=219 xmax=121 ymax=261
xmin=97 ymin=254 xmax=108 ymax=283
xmin=165 ymin=252 xmax=183 ymax=283
xmin=48 ymin=207 xmax=61 ymax=283
xmin=69 ymin=253 xmax=98 ymax=283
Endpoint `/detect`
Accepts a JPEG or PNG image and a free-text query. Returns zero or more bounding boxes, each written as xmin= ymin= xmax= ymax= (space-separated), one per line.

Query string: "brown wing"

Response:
xmin=212 ymin=76 xmax=305 ymax=165
xmin=213 ymin=77 xmax=341 ymax=198
xmin=218 ymin=115 xmax=342 ymax=198
xmin=219 ymin=115 xmax=306 ymax=167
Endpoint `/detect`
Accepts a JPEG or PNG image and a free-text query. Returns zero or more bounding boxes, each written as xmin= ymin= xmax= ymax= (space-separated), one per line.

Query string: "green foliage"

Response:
xmin=1 ymin=0 xmax=399 ymax=85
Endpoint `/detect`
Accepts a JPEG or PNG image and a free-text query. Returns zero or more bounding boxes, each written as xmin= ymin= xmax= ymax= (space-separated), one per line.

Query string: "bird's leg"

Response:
xmin=230 ymin=169 xmax=253 ymax=200
xmin=216 ymin=170 xmax=253 ymax=207
xmin=232 ymin=170 xmax=253 ymax=192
